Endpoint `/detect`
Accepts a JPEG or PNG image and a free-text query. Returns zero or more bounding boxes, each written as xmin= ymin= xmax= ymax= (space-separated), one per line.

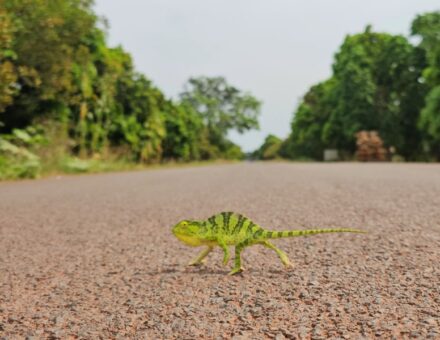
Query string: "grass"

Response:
xmin=0 ymin=124 xmax=236 ymax=181
xmin=0 ymin=154 xmax=239 ymax=182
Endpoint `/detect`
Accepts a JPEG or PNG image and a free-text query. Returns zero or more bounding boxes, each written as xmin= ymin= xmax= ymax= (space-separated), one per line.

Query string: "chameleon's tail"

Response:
xmin=262 ymin=228 xmax=366 ymax=239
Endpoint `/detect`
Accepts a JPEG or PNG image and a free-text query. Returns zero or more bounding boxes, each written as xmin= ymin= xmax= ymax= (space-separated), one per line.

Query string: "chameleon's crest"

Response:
xmin=172 ymin=220 xmax=205 ymax=247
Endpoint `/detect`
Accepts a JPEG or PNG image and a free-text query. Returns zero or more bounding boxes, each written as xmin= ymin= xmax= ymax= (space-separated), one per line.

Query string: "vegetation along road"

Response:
xmin=1 ymin=163 xmax=440 ymax=338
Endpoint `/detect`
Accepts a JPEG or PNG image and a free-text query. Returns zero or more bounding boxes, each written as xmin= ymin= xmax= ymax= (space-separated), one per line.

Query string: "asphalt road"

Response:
xmin=1 ymin=163 xmax=440 ymax=339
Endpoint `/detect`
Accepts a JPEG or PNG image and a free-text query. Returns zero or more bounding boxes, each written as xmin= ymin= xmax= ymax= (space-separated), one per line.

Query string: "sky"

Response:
xmin=94 ymin=0 xmax=439 ymax=152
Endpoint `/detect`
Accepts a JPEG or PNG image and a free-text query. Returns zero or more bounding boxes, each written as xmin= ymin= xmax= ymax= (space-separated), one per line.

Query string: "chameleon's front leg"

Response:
xmin=218 ymin=240 xmax=230 ymax=265
xmin=228 ymin=243 xmax=246 ymax=275
xmin=188 ymin=246 xmax=213 ymax=266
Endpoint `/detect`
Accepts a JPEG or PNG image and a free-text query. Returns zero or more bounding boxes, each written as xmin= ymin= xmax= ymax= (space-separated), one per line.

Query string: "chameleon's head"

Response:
xmin=172 ymin=219 xmax=205 ymax=246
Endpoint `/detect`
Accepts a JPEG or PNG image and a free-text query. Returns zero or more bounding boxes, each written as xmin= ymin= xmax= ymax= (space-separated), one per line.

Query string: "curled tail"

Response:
xmin=262 ymin=228 xmax=366 ymax=239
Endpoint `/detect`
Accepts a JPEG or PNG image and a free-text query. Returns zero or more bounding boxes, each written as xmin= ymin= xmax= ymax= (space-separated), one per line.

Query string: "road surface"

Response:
xmin=1 ymin=163 xmax=439 ymax=338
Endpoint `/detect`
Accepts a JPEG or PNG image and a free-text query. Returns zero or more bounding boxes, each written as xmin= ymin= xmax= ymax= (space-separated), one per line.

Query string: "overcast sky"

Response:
xmin=94 ymin=0 xmax=439 ymax=152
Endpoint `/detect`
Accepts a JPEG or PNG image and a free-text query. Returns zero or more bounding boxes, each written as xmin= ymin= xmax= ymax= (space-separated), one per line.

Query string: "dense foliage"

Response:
xmin=1 ymin=3 xmax=439 ymax=179
xmin=180 ymin=76 xmax=261 ymax=159
xmin=0 ymin=0 xmax=260 ymax=179
xmin=252 ymin=134 xmax=283 ymax=160
xmin=413 ymin=12 xmax=440 ymax=159
xmin=278 ymin=12 xmax=440 ymax=161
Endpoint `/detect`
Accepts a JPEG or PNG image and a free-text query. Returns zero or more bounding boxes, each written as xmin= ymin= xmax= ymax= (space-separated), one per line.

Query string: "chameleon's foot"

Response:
xmin=228 ymin=267 xmax=244 ymax=275
xmin=188 ymin=259 xmax=206 ymax=266
xmin=283 ymin=260 xmax=293 ymax=268
xmin=222 ymin=258 xmax=230 ymax=266
xmin=280 ymin=256 xmax=292 ymax=268
xmin=279 ymin=254 xmax=292 ymax=268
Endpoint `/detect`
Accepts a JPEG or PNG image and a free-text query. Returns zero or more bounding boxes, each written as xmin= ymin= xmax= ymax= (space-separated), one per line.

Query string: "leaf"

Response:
xmin=12 ymin=129 xmax=32 ymax=143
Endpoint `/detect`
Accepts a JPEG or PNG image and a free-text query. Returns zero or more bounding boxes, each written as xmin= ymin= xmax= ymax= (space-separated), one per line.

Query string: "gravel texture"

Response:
xmin=1 ymin=162 xmax=440 ymax=339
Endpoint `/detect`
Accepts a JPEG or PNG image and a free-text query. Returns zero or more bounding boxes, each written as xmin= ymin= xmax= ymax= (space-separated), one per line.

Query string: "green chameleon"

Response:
xmin=172 ymin=211 xmax=366 ymax=275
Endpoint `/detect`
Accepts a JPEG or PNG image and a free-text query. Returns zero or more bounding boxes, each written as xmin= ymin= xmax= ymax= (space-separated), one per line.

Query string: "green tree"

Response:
xmin=323 ymin=27 xmax=426 ymax=159
xmin=283 ymin=79 xmax=336 ymax=160
xmin=284 ymin=25 xmax=428 ymax=161
xmin=412 ymin=12 xmax=440 ymax=86
xmin=0 ymin=8 xmax=18 ymax=113
xmin=419 ymin=87 xmax=440 ymax=159
xmin=112 ymin=73 xmax=167 ymax=162
xmin=283 ymin=26 xmax=426 ymax=161
xmin=180 ymin=76 xmax=261 ymax=157
xmin=412 ymin=11 xmax=440 ymax=159
xmin=161 ymin=102 xmax=205 ymax=161
xmin=0 ymin=0 xmax=98 ymax=130
xmin=253 ymin=134 xmax=283 ymax=160
xmin=1 ymin=0 xmax=269 ymax=177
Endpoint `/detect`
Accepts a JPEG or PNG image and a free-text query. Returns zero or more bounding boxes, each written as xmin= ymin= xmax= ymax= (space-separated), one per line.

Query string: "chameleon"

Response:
xmin=172 ymin=211 xmax=366 ymax=275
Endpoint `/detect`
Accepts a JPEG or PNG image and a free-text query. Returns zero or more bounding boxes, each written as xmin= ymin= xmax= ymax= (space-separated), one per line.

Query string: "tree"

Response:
xmin=285 ymin=26 xmax=427 ymax=161
xmin=253 ymin=134 xmax=283 ymax=160
xmin=112 ymin=73 xmax=167 ymax=162
xmin=412 ymin=12 xmax=440 ymax=86
xmin=0 ymin=0 xmax=98 ymax=130
xmin=161 ymin=102 xmax=206 ymax=161
xmin=283 ymin=79 xmax=336 ymax=160
xmin=323 ymin=27 xmax=426 ymax=158
xmin=180 ymin=76 xmax=261 ymax=156
xmin=412 ymin=11 xmax=440 ymax=159
xmin=0 ymin=8 xmax=18 ymax=114
xmin=1 ymin=0 xmax=265 ymax=175
xmin=418 ymin=87 xmax=440 ymax=159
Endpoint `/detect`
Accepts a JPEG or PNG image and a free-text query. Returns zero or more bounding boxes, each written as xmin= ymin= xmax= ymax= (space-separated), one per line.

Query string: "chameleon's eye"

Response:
xmin=181 ymin=221 xmax=188 ymax=226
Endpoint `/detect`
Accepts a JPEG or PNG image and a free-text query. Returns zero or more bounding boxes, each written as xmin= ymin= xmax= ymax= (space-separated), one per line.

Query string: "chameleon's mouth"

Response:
xmin=174 ymin=233 xmax=202 ymax=247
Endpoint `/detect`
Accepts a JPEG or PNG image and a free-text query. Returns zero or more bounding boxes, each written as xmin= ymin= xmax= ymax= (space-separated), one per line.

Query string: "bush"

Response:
xmin=0 ymin=138 xmax=41 ymax=179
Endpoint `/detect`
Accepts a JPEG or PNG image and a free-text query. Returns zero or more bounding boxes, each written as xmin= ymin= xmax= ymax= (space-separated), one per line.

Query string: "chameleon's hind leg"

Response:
xmin=188 ymin=246 xmax=214 ymax=266
xmin=261 ymin=241 xmax=292 ymax=268
xmin=228 ymin=242 xmax=246 ymax=275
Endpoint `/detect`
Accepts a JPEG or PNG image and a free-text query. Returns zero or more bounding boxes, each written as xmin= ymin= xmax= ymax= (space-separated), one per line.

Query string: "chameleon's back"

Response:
xmin=206 ymin=212 xmax=263 ymax=245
